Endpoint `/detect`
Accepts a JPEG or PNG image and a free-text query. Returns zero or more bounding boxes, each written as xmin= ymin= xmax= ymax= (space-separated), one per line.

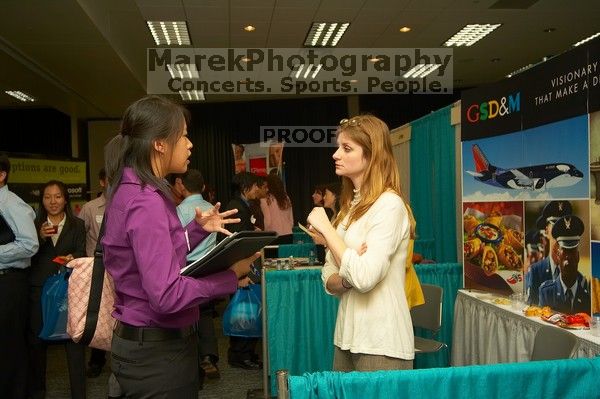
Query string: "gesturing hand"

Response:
xmin=195 ymin=202 xmax=240 ymax=236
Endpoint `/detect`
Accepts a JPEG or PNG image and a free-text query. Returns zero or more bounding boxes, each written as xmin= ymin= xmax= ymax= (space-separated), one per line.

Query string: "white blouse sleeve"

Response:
xmin=321 ymin=247 xmax=339 ymax=296
xmin=338 ymin=194 xmax=409 ymax=293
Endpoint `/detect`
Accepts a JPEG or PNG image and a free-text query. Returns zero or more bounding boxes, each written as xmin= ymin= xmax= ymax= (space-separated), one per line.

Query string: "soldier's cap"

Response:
xmin=541 ymin=200 xmax=572 ymax=226
xmin=551 ymin=215 xmax=584 ymax=249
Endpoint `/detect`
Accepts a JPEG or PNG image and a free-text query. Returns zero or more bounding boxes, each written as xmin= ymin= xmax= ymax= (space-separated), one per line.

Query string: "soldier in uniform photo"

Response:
xmin=539 ymin=215 xmax=591 ymax=314
xmin=525 ymin=200 xmax=572 ymax=305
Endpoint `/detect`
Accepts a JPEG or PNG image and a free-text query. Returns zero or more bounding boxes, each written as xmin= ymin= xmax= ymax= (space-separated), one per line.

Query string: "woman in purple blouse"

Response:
xmin=102 ymin=96 xmax=257 ymax=398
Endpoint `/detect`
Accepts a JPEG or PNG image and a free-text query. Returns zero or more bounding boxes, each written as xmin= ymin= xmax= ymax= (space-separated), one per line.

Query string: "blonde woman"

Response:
xmin=308 ymin=115 xmax=415 ymax=371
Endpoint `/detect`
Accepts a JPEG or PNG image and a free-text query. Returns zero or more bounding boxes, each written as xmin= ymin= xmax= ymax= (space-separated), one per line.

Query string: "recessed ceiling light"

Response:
xmin=399 ymin=26 xmax=411 ymax=33
xmin=167 ymin=64 xmax=199 ymax=79
xmin=147 ymin=21 xmax=191 ymax=45
xmin=368 ymin=56 xmax=381 ymax=62
xmin=304 ymin=22 xmax=350 ymax=47
xmin=491 ymin=58 xmax=501 ymax=62
xmin=443 ymin=24 xmax=502 ymax=47
xmin=5 ymin=90 xmax=35 ymax=102
xmin=573 ymin=32 xmax=600 ymax=46
xmin=403 ymin=64 xmax=440 ymax=78
xmin=543 ymin=27 xmax=556 ymax=33
xmin=244 ymin=25 xmax=256 ymax=32
xmin=241 ymin=56 xmax=251 ymax=62
xmin=179 ymin=90 xmax=204 ymax=101
xmin=349 ymin=79 xmax=358 ymax=83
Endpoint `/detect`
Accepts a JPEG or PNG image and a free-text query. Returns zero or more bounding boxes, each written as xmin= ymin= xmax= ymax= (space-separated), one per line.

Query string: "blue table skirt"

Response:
xmin=265 ymin=263 xmax=462 ymax=395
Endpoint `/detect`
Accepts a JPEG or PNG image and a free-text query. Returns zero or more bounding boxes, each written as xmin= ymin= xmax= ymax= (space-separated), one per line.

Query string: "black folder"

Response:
xmin=0 ymin=212 xmax=16 ymax=245
xmin=180 ymin=231 xmax=277 ymax=278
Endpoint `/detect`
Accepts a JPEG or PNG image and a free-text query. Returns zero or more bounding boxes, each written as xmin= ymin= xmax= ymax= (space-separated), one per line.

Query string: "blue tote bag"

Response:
xmin=39 ymin=268 xmax=71 ymax=341
xmin=222 ymin=284 xmax=262 ymax=338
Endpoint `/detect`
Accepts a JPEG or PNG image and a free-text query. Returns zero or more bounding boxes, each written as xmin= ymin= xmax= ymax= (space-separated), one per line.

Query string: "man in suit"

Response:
xmin=0 ymin=155 xmax=39 ymax=399
xmin=539 ymin=215 xmax=590 ymax=314
xmin=525 ymin=201 xmax=572 ymax=305
xmin=221 ymin=172 xmax=263 ymax=370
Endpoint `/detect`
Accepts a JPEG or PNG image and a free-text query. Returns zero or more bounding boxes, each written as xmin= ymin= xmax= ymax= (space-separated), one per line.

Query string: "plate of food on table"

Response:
xmin=523 ymin=305 xmax=591 ymax=329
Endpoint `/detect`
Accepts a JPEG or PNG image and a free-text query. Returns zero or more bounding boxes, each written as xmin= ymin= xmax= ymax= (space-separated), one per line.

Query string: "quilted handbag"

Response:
xmin=66 ymin=220 xmax=115 ymax=351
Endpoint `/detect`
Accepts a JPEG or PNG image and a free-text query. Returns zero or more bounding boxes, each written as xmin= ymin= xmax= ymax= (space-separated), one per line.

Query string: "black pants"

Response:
xmin=197 ymin=302 xmax=218 ymax=361
xmin=27 ymin=285 xmax=87 ymax=399
xmin=0 ymin=269 xmax=28 ymax=399
xmin=111 ymin=328 xmax=200 ymax=399
xmin=89 ymin=348 xmax=106 ymax=367
xmin=228 ymin=336 xmax=259 ymax=363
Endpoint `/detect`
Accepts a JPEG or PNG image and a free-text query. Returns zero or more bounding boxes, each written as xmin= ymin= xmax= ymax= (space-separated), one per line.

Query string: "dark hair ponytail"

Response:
xmin=105 ymin=95 xmax=190 ymax=200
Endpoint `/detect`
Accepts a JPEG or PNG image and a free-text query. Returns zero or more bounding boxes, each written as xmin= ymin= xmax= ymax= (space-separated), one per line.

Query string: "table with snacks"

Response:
xmin=451 ymin=289 xmax=600 ymax=366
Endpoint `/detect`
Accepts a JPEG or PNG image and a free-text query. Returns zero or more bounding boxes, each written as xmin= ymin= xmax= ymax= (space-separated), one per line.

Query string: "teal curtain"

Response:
xmin=413 ymin=263 xmax=462 ymax=369
xmin=289 ymin=357 xmax=600 ymax=399
xmin=410 ymin=106 xmax=457 ymax=263
xmin=266 ymin=269 xmax=339 ymax=396
xmin=265 ymin=264 xmax=463 ymax=395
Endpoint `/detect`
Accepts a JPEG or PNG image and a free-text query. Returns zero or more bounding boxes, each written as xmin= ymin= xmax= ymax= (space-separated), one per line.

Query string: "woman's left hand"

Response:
xmin=307 ymin=207 xmax=332 ymax=234
xmin=195 ymin=202 xmax=240 ymax=235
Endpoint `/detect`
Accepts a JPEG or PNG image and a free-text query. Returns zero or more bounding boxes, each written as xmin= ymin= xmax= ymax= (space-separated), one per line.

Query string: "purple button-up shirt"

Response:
xmin=102 ymin=168 xmax=237 ymax=328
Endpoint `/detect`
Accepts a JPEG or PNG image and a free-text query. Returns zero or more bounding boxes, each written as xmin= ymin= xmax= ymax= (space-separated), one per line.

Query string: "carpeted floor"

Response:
xmin=46 ymin=312 xmax=265 ymax=399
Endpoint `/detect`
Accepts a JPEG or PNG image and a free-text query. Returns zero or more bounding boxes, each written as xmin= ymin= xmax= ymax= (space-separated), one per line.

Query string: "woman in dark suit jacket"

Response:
xmin=28 ymin=180 xmax=87 ymax=399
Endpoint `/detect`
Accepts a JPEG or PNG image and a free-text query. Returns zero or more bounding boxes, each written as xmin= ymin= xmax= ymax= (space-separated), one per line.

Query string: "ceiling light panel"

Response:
xmin=5 ymin=90 xmax=35 ymax=102
xmin=304 ymin=22 xmax=350 ymax=47
xmin=167 ymin=64 xmax=200 ymax=79
xmin=443 ymin=24 xmax=502 ymax=47
xmin=147 ymin=21 xmax=191 ymax=46
xmin=179 ymin=90 xmax=205 ymax=101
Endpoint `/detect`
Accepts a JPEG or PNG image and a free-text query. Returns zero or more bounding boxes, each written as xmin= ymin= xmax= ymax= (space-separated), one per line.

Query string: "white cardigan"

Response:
xmin=321 ymin=191 xmax=415 ymax=360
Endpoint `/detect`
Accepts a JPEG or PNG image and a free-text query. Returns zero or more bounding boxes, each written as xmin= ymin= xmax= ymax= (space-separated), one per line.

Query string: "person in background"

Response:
xmin=261 ymin=174 xmax=293 ymax=245
xmin=249 ymin=175 xmax=267 ymax=231
xmin=78 ymin=168 xmax=108 ymax=379
xmin=29 ymin=180 xmax=87 ymax=399
xmin=221 ymin=172 xmax=263 ymax=370
xmin=308 ymin=115 xmax=415 ymax=371
xmin=102 ymin=95 xmax=257 ymax=398
xmin=525 ymin=201 xmax=572 ymax=305
xmin=202 ymin=183 xmax=217 ymax=205
xmin=311 ymin=184 xmax=325 ymax=207
xmin=166 ymin=173 xmax=184 ymax=205
xmin=323 ymin=182 xmax=341 ymax=221
xmin=0 ymin=154 xmax=39 ymax=399
xmin=539 ymin=215 xmax=591 ymax=314
xmin=175 ymin=168 xmax=221 ymax=380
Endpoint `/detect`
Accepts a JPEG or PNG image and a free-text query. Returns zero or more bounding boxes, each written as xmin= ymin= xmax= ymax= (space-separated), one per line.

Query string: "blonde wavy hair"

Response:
xmin=332 ymin=114 xmax=416 ymax=238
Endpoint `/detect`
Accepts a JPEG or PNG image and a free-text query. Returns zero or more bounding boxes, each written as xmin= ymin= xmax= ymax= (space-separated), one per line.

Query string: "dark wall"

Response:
xmin=0 ymin=108 xmax=72 ymax=157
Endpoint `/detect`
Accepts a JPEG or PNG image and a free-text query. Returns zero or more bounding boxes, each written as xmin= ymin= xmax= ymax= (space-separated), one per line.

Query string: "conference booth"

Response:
xmin=259 ymin=37 xmax=600 ymax=398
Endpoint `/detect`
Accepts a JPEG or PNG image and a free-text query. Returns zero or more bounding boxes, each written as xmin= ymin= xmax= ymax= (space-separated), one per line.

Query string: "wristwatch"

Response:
xmin=341 ymin=278 xmax=353 ymax=290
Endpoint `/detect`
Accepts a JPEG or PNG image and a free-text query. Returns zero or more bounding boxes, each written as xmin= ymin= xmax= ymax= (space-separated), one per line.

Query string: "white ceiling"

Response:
xmin=0 ymin=0 xmax=598 ymax=118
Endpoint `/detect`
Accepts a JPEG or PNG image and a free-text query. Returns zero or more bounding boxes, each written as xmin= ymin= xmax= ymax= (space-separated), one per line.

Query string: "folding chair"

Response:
xmin=410 ymin=284 xmax=447 ymax=354
xmin=530 ymin=325 xmax=578 ymax=361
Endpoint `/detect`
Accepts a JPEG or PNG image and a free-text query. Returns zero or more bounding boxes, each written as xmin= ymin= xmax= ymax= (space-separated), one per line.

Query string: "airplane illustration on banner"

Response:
xmin=465 ymin=144 xmax=583 ymax=190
